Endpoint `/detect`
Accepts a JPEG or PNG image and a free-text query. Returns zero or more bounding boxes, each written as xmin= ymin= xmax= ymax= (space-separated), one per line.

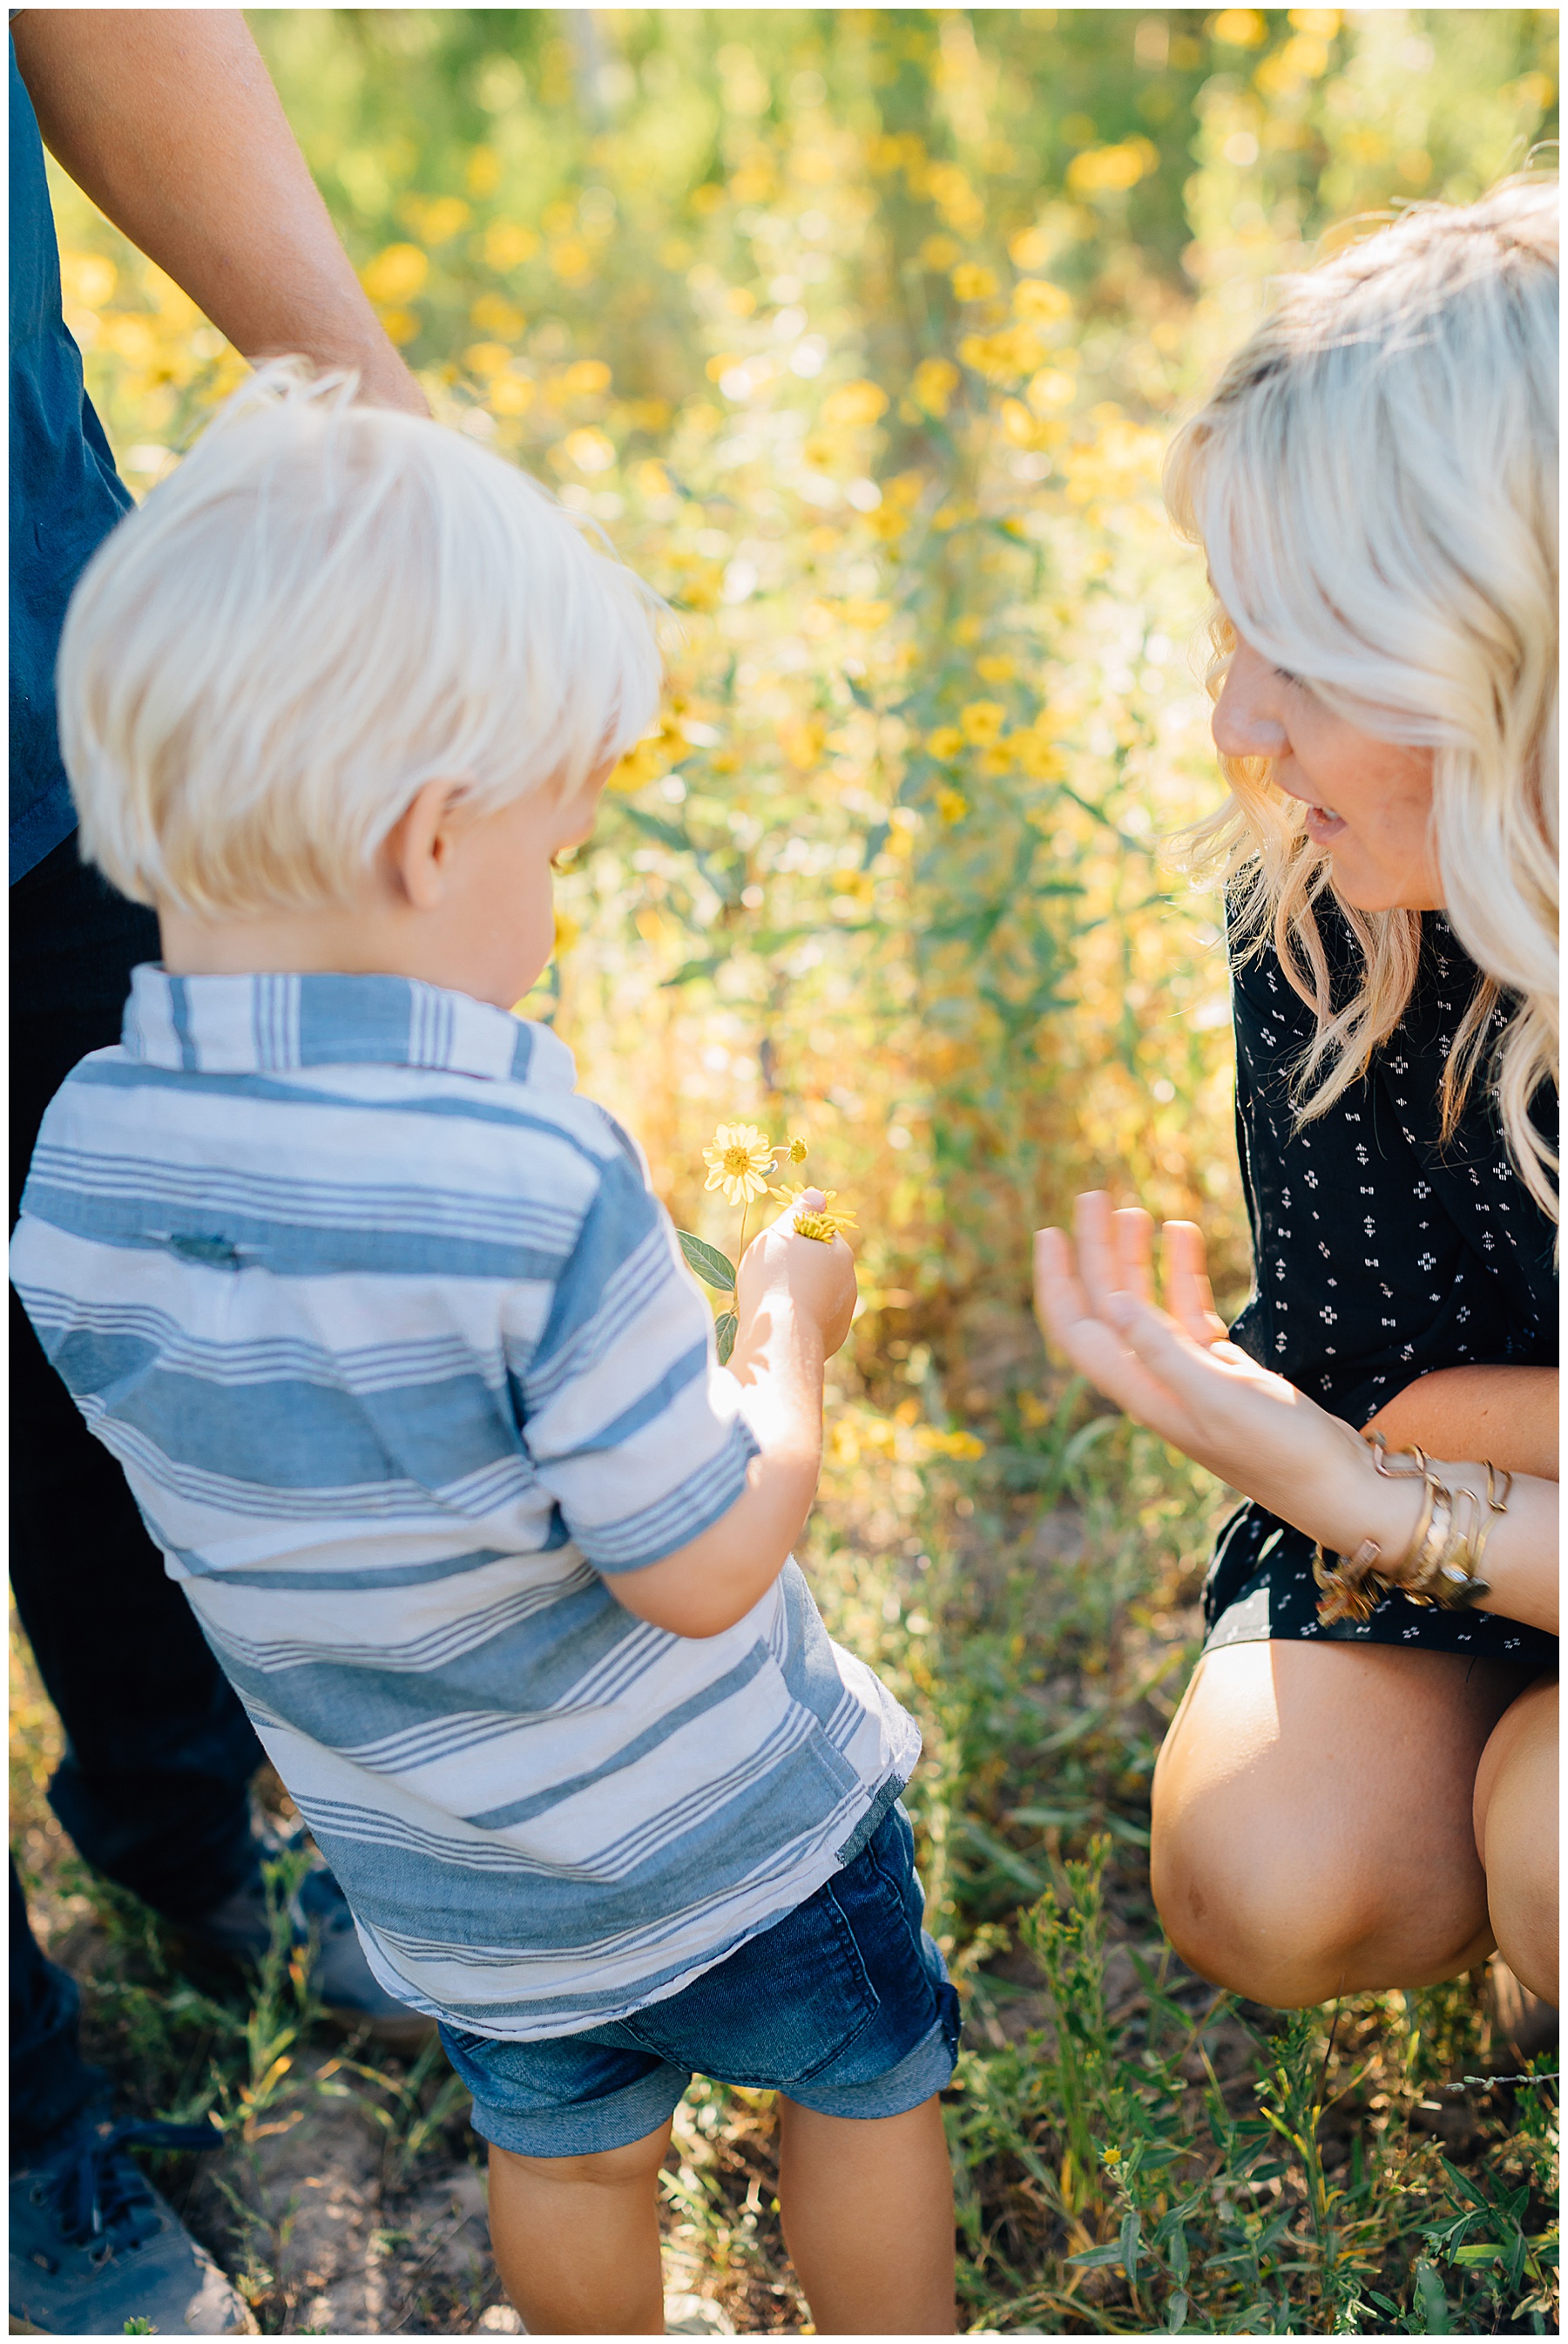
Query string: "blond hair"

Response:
xmin=58 ymin=363 xmax=665 ymax=917
xmin=1166 ymin=173 xmax=1558 ymax=1220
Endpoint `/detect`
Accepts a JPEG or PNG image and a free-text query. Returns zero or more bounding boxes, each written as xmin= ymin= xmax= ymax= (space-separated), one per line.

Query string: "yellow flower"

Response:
xmin=704 ymin=1124 xmax=777 ymax=1205
xmin=1012 ymin=277 xmax=1073 ymax=327
xmin=1065 ymin=139 xmax=1159 ymax=199
xmin=483 ymin=221 xmax=540 ymax=272
xmin=770 ymin=1184 xmax=857 ymax=1242
xmin=936 ymin=786 xmax=970 ymax=825
xmin=960 ymin=701 xmax=1008 ymax=747
xmin=958 ymin=325 xmax=1048 ymax=383
xmin=912 ymin=356 xmax=959 ymax=417
xmin=821 ymin=379 xmax=890 ymax=430
xmin=950 ymin=262 xmax=997 ymax=301
xmin=361 ymin=244 xmax=429 ymax=305
xmin=927 ymin=725 xmax=964 ymax=762
xmin=785 ymin=1135 xmax=810 ymax=1165
xmin=561 ymin=358 xmax=612 ymax=397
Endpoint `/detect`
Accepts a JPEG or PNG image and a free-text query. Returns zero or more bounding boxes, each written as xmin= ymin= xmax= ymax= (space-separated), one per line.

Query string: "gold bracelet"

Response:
xmin=1314 ymin=1438 xmax=1435 ymax=1628
xmin=1382 ymin=1455 xmax=1509 ymax=1610
xmin=1422 ymin=1463 xmax=1510 ymax=1609
xmin=1313 ymin=1442 xmax=1510 ymax=1628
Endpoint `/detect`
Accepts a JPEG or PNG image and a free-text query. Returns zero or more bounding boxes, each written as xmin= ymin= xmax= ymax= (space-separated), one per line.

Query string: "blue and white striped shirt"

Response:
xmin=12 ymin=968 xmax=920 ymax=2037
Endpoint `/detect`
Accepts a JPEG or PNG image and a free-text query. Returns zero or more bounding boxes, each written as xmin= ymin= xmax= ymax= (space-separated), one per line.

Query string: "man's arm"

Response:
xmin=1363 ymin=1365 xmax=1558 ymax=1482
xmin=11 ymin=10 xmax=427 ymax=415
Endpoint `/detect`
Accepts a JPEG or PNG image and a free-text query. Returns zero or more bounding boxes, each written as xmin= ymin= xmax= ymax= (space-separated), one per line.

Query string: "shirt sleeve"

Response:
xmin=510 ymin=1141 xmax=760 ymax=1574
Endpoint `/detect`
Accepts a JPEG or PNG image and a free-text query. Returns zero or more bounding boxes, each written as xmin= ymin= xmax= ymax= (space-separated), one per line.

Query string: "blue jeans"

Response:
xmin=10 ymin=841 xmax=265 ymax=2140
xmin=440 ymin=1803 xmax=962 ymax=2157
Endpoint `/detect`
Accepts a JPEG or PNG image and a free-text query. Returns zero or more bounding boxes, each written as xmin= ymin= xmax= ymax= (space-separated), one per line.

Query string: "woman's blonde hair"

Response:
xmin=1165 ymin=173 xmax=1558 ymax=1220
xmin=58 ymin=362 xmax=666 ymax=918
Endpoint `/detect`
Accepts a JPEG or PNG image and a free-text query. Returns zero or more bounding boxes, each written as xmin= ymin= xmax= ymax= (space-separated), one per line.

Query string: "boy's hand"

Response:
xmin=612 ymin=1191 xmax=853 ymax=1638
xmin=735 ymin=1191 xmax=857 ymax=1361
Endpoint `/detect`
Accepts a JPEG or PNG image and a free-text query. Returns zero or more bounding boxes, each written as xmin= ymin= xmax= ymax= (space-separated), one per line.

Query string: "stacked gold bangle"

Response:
xmin=1313 ymin=1437 xmax=1512 ymax=1629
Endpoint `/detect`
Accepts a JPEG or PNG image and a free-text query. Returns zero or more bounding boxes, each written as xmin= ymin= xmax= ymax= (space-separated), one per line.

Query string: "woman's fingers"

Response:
xmin=1112 ymin=1206 xmax=1157 ymax=1305
xmin=1162 ymin=1219 xmax=1230 ymax=1345
xmin=1071 ymin=1190 xmax=1123 ymax=1317
xmin=1036 ymin=1230 xmax=1201 ymax=1439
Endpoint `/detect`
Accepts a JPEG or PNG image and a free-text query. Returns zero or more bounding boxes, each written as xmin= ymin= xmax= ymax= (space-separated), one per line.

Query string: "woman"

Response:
xmin=1040 ymin=175 xmax=1557 ymax=2013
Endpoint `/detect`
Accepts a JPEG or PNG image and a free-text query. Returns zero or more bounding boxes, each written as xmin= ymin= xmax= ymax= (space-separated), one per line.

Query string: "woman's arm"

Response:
xmin=1035 ymin=1195 xmax=1558 ymax=1635
xmin=1365 ymin=1365 xmax=1558 ymax=1481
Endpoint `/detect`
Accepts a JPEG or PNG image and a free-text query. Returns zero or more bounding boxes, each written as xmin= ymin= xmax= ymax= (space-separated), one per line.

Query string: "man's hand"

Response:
xmin=12 ymin=10 xmax=428 ymax=417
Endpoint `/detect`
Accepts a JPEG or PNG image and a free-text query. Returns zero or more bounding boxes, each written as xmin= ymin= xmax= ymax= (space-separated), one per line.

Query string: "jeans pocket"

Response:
xmin=616 ymin=1882 xmax=878 ymax=2090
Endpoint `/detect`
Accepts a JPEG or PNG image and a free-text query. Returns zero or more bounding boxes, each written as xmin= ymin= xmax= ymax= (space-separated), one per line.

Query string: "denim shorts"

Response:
xmin=439 ymin=1802 xmax=962 ymax=2158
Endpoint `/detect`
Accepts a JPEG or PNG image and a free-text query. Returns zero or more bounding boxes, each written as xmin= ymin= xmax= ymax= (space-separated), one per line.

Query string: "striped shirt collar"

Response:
xmin=120 ymin=965 xmax=576 ymax=1088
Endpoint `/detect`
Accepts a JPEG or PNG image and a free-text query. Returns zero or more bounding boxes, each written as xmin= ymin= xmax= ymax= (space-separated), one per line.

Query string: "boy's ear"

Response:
xmin=387 ymin=778 xmax=468 ymax=909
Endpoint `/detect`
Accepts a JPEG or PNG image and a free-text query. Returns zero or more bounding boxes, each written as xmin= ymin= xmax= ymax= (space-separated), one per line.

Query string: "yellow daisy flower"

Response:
xmin=702 ymin=1123 xmax=776 ymax=1205
xmin=785 ymin=1135 xmax=810 ymax=1165
xmin=769 ymin=1183 xmax=858 ymax=1242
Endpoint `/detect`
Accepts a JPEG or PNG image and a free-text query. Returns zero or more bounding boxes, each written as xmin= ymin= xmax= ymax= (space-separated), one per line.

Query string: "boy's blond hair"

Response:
xmin=58 ymin=363 xmax=665 ymax=917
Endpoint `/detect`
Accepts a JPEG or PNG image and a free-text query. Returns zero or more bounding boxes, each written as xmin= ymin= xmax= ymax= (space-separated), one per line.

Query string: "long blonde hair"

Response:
xmin=1166 ymin=173 xmax=1558 ymax=1221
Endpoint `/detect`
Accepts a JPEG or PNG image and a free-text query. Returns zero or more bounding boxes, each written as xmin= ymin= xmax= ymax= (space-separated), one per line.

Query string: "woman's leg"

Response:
xmin=485 ymin=2120 xmax=671 ymax=2334
xmin=1152 ymin=1641 xmax=1532 ymax=2006
xmin=1473 ymin=1676 xmax=1558 ymax=2007
xmin=776 ymin=2094 xmax=955 ymax=2334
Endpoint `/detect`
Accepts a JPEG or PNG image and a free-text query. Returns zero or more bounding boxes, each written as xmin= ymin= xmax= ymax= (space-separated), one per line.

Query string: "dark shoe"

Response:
xmin=10 ymin=2112 xmax=253 ymax=2334
xmin=184 ymin=1862 xmax=434 ymax=2049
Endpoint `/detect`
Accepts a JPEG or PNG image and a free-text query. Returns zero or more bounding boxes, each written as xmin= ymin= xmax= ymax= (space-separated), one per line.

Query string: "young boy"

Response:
xmin=12 ymin=368 xmax=960 ymax=2335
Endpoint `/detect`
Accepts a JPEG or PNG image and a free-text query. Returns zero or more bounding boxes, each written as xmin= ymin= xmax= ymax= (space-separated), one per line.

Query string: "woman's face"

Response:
xmin=1212 ymin=635 xmax=1443 ymax=911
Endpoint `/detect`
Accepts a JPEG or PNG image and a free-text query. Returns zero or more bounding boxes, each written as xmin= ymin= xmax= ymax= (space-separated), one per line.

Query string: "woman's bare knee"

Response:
xmin=1475 ymin=1677 xmax=1558 ymax=2006
xmin=1152 ymin=1642 xmax=1508 ymax=2003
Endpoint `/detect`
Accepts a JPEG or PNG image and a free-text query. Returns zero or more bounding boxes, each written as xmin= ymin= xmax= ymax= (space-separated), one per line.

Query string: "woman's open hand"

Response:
xmin=1033 ymin=1193 xmax=1413 ymax=1560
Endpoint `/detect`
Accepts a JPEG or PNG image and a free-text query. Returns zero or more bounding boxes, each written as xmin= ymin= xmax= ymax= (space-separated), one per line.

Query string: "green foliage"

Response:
xmin=26 ymin=9 xmax=1561 ymax=2333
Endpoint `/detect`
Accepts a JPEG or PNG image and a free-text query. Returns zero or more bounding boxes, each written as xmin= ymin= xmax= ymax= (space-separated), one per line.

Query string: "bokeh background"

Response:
xmin=15 ymin=10 xmax=1558 ymax=2334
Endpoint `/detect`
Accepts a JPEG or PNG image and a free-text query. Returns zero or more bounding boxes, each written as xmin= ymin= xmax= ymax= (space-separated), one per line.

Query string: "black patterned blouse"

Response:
xmin=1204 ymin=901 xmax=1558 ymax=1666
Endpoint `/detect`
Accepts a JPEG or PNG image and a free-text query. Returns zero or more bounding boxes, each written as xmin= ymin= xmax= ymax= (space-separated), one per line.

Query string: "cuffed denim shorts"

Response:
xmin=439 ymin=1802 xmax=962 ymax=2158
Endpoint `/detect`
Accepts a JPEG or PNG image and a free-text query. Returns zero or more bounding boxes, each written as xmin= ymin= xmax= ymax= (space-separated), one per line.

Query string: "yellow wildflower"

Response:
xmin=958 ymin=324 xmax=1047 ymax=383
xmin=960 ymin=701 xmax=1008 ymax=747
xmin=912 ymin=356 xmax=960 ymax=417
xmin=361 ymin=243 xmax=428 ymax=305
xmin=950 ymin=262 xmax=997 ymax=301
xmin=770 ymin=1184 xmax=857 ymax=1242
xmin=1012 ymin=277 xmax=1073 ymax=327
xmin=936 ymin=787 xmax=970 ymax=825
xmin=704 ymin=1124 xmax=777 ymax=1206
xmin=785 ymin=1135 xmax=810 ymax=1165
xmin=927 ymin=726 xmax=964 ymax=762
xmin=821 ymin=379 xmax=890 ymax=430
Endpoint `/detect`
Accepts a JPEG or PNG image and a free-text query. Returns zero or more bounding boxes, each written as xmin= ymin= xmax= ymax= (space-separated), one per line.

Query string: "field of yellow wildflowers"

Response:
xmin=16 ymin=10 xmax=1558 ymax=2333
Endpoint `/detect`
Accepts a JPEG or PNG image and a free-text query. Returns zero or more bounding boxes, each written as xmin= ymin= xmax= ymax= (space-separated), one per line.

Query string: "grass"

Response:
xmin=15 ymin=17 xmax=1561 ymax=2324
xmin=11 ymin=1370 xmax=1558 ymax=2335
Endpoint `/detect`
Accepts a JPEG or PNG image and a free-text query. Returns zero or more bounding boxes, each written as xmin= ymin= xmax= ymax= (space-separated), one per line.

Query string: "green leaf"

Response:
xmin=1451 ymin=2242 xmax=1505 ymax=2269
xmin=677 ymin=1230 xmax=738 ymax=1291
xmin=1164 ymin=2292 xmax=1188 ymax=2334
xmin=714 ymin=1311 xmax=738 ymax=1365
xmin=1121 ymin=2210 xmax=1142 ymax=2287
xmin=1410 ymin=2259 xmax=1450 ymax=2332
xmin=1066 ymin=2243 xmax=1127 ymax=2270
